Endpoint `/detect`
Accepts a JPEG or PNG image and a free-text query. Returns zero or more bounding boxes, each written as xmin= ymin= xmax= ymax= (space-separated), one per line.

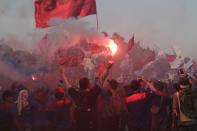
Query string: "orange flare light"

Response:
xmin=32 ymin=75 xmax=37 ymax=81
xmin=108 ymin=39 xmax=118 ymax=55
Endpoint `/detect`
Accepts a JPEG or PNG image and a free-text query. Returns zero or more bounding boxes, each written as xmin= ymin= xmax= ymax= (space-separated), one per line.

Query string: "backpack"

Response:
xmin=179 ymin=88 xmax=197 ymax=119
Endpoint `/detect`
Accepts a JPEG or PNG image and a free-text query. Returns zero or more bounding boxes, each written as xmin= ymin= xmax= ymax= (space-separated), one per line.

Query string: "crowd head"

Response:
xmin=2 ymin=90 xmax=15 ymax=103
xmin=79 ymin=77 xmax=90 ymax=90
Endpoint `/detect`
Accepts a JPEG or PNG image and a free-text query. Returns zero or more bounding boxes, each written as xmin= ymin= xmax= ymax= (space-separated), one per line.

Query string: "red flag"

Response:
xmin=56 ymin=47 xmax=85 ymax=67
xmin=88 ymin=43 xmax=104 ymax=54
xmin=35 ymin=0 xmax=97 ymax=28
xmin=165 ymin=54 xmax=176 ymax=62
xmin=127 ymin=35 xmax=134 ymax=52
xmin=133 ymin=51 xmax=156 ymax=70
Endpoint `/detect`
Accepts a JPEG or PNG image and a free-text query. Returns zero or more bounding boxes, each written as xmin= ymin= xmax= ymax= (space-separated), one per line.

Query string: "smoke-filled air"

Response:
xmin=0 ymin=1 xmax=197 ymax=131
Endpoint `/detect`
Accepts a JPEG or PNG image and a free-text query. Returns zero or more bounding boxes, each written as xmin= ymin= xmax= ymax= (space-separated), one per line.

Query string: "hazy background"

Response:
xmin=0 ymin=0 xmax=196 ymax=58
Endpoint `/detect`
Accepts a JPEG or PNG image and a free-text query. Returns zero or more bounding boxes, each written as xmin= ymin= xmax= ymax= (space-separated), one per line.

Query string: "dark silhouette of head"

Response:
xmin=173 ymin=83 xmax=180 ymax=91
xmin=108 ymin=79 xmax=119 ymax=90
xmin=55 ymin=87 xmax=65 ymax=100
xmin=2 ymin=90 xmax=15 ymax=103
xmin=130 ymin=80 xmax=140 ymax=92
xmin=179 ymin=77 xmax=190 ymax=89
xmin=79 ymin=77 xmax=90 ymax=90
xmin=153 ymin=80 xmax=166 ymax=91
xmin=34 ymin=89 xmax=47 ymax=104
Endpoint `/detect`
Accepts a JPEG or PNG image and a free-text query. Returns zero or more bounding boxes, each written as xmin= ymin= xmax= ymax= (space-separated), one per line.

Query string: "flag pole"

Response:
xmin=95 ymin=0 xmax=99 ymax=32
xmin=96 ymin=13 xmax=99 ymax=32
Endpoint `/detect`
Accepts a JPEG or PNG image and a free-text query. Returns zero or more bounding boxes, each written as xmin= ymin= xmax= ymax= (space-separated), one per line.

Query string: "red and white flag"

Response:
xmin=35 ymin=0 xmax=97 ymax=28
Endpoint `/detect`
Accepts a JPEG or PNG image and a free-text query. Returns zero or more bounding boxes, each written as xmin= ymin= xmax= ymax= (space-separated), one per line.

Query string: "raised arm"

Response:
xmin=142 ymin=78 xmax=168 ymax=96
xmin=60 ymin=68 xmax=72 ymax=89
xmin=96 ymin=61 xmax=113 ymax=86
xmin=142 ymin=79 xmax=157 ymax=92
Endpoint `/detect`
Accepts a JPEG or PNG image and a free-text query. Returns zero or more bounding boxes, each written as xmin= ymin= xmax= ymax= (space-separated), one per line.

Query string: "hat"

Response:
xmin=108 ymin=79 xmax=119 ymax=88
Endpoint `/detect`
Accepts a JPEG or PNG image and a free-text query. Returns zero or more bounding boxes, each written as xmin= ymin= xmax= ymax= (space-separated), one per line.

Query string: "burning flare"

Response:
xmin=31 ymin=74 xmax=37 ymax=81
xmin=108 ymin=39 xmax=118 ymax=55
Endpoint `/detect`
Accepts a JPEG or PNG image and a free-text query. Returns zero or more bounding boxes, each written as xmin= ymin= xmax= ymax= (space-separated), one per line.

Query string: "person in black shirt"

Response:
xmin=60 ymin=62 xmax=112 ymax=131
xmin=126 ymin=78 xmax=166 ymax=131
xmin=126 ymin=80 xmax=151 ymax=131
xmin=150 ymin=81 xmax=171 ymax=131
xmin=0 ymin=90 xmax=18 ymax=131
xmin=47 ymin=87 xmax=72 ymax=131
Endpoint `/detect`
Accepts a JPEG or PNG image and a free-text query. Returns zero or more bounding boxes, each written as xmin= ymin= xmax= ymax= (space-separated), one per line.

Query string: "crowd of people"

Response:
xmin=0 ymin=62 xmax=197 ymax=131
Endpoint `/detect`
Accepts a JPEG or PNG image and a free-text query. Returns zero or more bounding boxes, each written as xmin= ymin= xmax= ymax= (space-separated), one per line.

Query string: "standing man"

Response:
xmin=173 ymin=77 xmax=197 ymax=131
xmin=125 ymin=80 xmax=151 ymax=131
xmin=98 ymin=79 xmax=126 ymax=131
xmin=0 ymin=90 xmax=18 ymax=131
xmin=60 ymin=62 xmax=112 ymax=131
xmin=47 ymin=87 xmax=72 ymax=131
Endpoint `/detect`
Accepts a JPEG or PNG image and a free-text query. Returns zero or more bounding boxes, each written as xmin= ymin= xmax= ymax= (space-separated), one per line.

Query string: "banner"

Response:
xmin=35 ymin=0 xmax=97 ymax=28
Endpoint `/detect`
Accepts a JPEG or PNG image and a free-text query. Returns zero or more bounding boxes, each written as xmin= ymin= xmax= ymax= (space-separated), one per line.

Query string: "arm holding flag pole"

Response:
xmin=142 ymin=78 xmax=169 ymax=96
xmin=96 ymin=11 xmax=99 ymax=32
xmin=60 ymin=67 xmax=72 ymax=89
xmin=60 ymin=61 xmax=113 ymax=89
xmin=96 ymin=61 xmax=114 ymax=86
xmin=95 ymin=0 xmax=99 ymax=32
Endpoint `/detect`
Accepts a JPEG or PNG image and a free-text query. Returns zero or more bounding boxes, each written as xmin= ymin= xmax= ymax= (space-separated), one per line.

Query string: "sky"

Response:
xmin=0 ymin=0 xmax=197 ymax=58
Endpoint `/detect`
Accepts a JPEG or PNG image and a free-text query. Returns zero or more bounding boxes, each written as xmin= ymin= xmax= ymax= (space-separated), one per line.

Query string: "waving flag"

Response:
xmin=89 ymin=43 xmax=105 ymax=54
xmin=133 ymin=51 xmax=156 ymax=71
xmin=35 ymin=0 xmax=97 ymax=28
xmin=127 ymin=35 xmax=135 ymax=52
xmin=55 ymin=47 xmax=85 ymax=67
xmin=166 ymin=54 xmax=176 ymax=62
